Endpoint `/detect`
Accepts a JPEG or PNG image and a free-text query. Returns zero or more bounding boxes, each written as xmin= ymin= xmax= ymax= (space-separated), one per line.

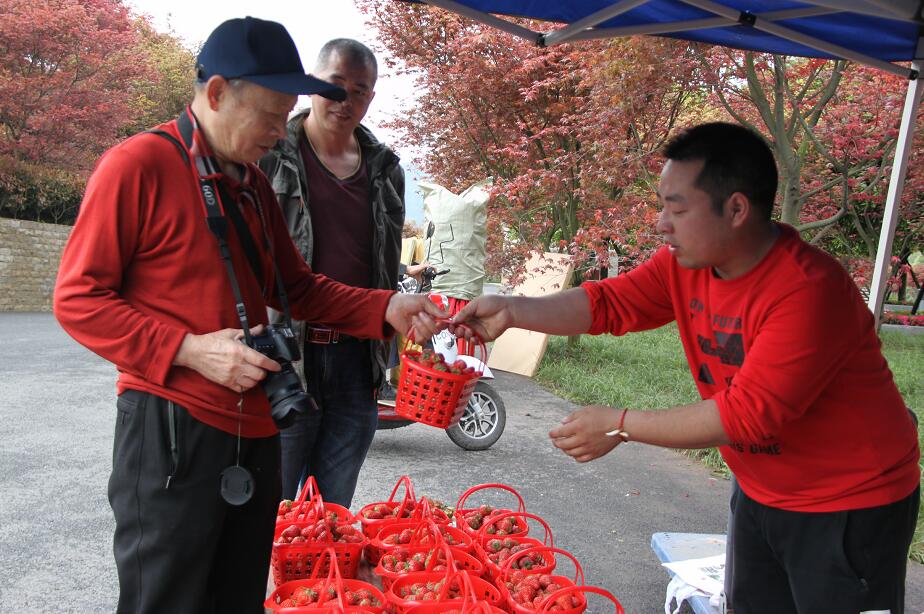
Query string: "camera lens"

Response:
xmin=264 ymin=363 xmax=317 ymax=429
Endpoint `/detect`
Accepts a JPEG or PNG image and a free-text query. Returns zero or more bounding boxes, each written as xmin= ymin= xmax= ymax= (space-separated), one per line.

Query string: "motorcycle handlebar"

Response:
xmin=422 ymin=267 xmax=450 ymax=279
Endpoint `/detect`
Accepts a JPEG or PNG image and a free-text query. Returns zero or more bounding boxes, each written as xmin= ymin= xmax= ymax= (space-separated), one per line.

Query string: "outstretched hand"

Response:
xmin=447 ymin=295 xmax=515 ymax=342
xmin=548 ymin=405 xmax=625 ymax=463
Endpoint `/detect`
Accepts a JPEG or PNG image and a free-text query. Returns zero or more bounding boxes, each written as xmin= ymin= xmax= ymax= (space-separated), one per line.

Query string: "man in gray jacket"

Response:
xmin=259 ymin=39 xmax=404 ymax=506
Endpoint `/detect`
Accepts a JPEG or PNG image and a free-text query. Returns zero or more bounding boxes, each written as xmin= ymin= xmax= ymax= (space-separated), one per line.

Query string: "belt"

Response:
xmin=304 ymin=326 xmax=359 ymax=344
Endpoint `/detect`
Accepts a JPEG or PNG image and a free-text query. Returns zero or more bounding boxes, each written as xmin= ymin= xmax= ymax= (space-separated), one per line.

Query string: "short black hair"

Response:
xmin=316 ymin=39 xmax=377 ymax=81
xmin=663 ymin=122 xmax=778 ymax=219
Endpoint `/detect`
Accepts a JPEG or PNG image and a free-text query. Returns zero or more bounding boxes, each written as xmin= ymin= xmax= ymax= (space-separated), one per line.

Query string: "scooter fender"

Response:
xmin=455 ymin=354 xmax=493 ymax=379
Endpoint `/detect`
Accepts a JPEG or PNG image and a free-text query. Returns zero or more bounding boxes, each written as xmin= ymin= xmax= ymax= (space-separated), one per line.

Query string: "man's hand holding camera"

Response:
xmin=174 ymin=325 xmax=280 ymax=393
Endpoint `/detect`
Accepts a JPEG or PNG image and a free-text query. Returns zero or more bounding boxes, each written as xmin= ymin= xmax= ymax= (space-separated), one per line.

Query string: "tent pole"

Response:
xmin=867 ymin=60 xmax=923 ymax=325
xmin=421 ymin=0 xmax=542 ymax=43
xmin=542 ymin=0 xmax=649 ymax=46
xmin=680 ymin=0 xmax=916 ymax=78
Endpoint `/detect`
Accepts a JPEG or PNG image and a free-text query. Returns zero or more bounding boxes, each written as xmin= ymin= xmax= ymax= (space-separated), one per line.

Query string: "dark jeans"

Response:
xmin=730 ymin=482 xmax=920 ymax=614
xmin=280 ymin=339 xmax=377 ymax=507
xmin=109 ymin=390 xmax=280 ymax=614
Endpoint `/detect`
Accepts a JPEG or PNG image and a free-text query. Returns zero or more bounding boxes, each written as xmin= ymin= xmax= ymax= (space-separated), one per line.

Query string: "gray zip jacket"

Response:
xmin=258 ymin=109 xmax=405 ymax=388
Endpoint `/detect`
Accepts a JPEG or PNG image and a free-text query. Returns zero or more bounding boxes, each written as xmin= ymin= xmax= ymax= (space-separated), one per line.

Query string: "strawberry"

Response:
xmin=281 ymin=524 xmax=300 ymax=539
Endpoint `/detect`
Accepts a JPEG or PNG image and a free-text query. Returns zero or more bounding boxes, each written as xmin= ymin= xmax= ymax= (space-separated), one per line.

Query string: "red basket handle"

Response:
xmin=498 ymin=545 xmax=584 ymax=585
xmin=454 ymin=483 xmax=527 ymax=518
xmin=408 ymin=518 xmax=445 ymax=547
xmin=476 ymin=511 xmax=552 ymax=545
xmin=537 ymin=585 xmax=625 ymax=614
xmin=458 ymin=569 xmax=492 ymax=613
xmin=317 ymin=546 xmax=351 ymax=610
xmin=388 ymin=475 xmax=416 ymax=515
xmin=307 ymin=546 xmax=339 ymax=582
xmin=433 ymin=544 xmax=466 ymax=602
xmin=293 ymin=475 xmax=322 ymax=506
xmin=295 ymin=493 xmax=326 ymax=523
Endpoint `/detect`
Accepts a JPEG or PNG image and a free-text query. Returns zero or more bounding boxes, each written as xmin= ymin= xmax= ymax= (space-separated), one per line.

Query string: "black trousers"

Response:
xmin=109 ymin=390 xmax=280 ymax=614
xmin=730 ymin=482 xmax=920 ymax=614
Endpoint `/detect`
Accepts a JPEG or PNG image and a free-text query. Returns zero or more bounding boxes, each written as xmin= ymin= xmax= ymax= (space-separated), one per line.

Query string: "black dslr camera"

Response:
xmin=248 ymin=325 xmax=317 ymax=428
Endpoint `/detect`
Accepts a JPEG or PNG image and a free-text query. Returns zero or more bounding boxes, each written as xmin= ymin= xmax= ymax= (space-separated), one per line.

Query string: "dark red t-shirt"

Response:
xmin=300 ymin=135 xmax=373 ymax=288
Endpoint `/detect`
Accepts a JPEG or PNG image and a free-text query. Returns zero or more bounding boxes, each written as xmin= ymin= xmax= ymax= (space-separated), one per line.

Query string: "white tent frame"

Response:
xmin=422 ymin=0 xmax=924 ymax=324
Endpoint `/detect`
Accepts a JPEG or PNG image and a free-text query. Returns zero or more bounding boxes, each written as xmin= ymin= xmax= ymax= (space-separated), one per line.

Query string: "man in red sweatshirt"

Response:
xmin=54 ymin=17 xmax=444 ymax=614
xmin=453 ymin=122 xmax=919 ymax=614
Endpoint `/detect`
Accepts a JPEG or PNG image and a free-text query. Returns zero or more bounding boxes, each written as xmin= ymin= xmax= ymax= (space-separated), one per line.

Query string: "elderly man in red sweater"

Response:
xmin=453 ymin=122 xmax=919 ymax=614
xmin=54 ymin=17 xmax=444 ymax=614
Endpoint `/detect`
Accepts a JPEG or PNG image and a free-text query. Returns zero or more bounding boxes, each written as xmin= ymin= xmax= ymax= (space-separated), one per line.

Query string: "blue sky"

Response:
xmin=403 ymin=164 xmax=426 ymax=224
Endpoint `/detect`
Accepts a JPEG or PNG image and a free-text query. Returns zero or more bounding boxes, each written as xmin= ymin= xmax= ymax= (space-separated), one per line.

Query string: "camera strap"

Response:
xmin=146 ymin=107 xmax=294 ymax=346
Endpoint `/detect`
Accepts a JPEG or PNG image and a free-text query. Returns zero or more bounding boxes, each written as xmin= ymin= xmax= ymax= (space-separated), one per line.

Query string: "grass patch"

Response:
xmin=536 ymin=324 xmax=924 ymax=562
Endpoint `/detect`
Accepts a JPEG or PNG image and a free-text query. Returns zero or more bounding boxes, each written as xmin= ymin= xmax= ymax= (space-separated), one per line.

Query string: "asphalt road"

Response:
xmin=1 ymin=312 xmax=922 ymax=613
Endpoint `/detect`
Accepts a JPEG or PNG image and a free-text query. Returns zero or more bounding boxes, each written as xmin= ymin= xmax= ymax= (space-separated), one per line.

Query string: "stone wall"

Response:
xmin=0 ymin=218 xmax=72 ymax=311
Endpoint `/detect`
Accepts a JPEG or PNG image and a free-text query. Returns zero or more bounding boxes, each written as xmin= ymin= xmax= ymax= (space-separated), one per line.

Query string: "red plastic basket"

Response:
xmin=385 ymin=561 xmax=503 ymax=614
xmin=399 ymin=568 xmax=507 ymax=614
xmin=394 ymin=332 xmax=484 ymax=429
xmin=374 ymin=543 xmax=484 ymax=591
xmin=474 ymin=512 xmax=555 ymax=582
xmin=359 ymin=476 xmax=417 ymax=540
xmin=278 ymin=475 xmax=356 ymax=525
xmin=498 ymin=547 xmax=584 ymax=614
xmin=454 ymin=483 xmax=528 ymax=540
xmin=366 ymin=517 xmax=473 ymax=566
xmin=266 ymin=547 xmax=386 ymax=613
xmin=536 ymin=586 xmax=626 ymax=614
xmin=272 ymin=497 xmax=367 ymax=586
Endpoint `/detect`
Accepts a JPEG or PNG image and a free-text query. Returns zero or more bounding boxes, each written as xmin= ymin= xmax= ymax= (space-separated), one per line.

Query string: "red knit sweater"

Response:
xmin=583 ymin=224 xmax=920 ymax=512
xmin=54 ymin=119 xmax=393 ymax=437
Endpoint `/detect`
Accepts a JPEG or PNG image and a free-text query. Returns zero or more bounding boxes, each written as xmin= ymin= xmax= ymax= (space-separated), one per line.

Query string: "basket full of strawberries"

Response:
xmin=395 ymin=336 xmax=484 ymax=429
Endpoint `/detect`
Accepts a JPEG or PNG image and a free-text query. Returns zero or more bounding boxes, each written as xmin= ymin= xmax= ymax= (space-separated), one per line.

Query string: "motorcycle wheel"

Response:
xmin=446 ymin=381 xmax=506 ymax=451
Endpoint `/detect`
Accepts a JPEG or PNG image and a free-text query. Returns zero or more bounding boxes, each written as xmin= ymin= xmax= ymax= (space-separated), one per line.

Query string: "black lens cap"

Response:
xmin=220 ymin=465 xmax=254 ymax=506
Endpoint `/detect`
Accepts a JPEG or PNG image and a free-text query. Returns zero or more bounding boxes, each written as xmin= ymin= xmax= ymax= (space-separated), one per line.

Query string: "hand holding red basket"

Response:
xmin=394 ymin=327 xmax=485 ymax=429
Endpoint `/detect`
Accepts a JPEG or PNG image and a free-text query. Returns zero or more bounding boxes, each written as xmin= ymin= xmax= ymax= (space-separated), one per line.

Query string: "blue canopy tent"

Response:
xmin=413 ymin=0 xmax=924 ymax=324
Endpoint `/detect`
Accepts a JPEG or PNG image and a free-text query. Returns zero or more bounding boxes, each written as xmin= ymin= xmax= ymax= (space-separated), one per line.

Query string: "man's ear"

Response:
xmin=204 ymin=76 xmax=229 ymax=111
xmin=726 ymin=192 xmax=751 ymax=228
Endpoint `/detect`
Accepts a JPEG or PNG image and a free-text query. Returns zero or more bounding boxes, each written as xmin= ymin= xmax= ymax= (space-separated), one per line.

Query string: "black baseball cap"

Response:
xmin=196 ymin=17 xmax=346 ymax=101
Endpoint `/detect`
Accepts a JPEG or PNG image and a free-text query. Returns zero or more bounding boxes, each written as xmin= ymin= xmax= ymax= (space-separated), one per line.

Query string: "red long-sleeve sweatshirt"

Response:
xmin=582 ymin=224 xmax=919 ymax=512
xmin=54 ymin=118 xmax=393 ymax=437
